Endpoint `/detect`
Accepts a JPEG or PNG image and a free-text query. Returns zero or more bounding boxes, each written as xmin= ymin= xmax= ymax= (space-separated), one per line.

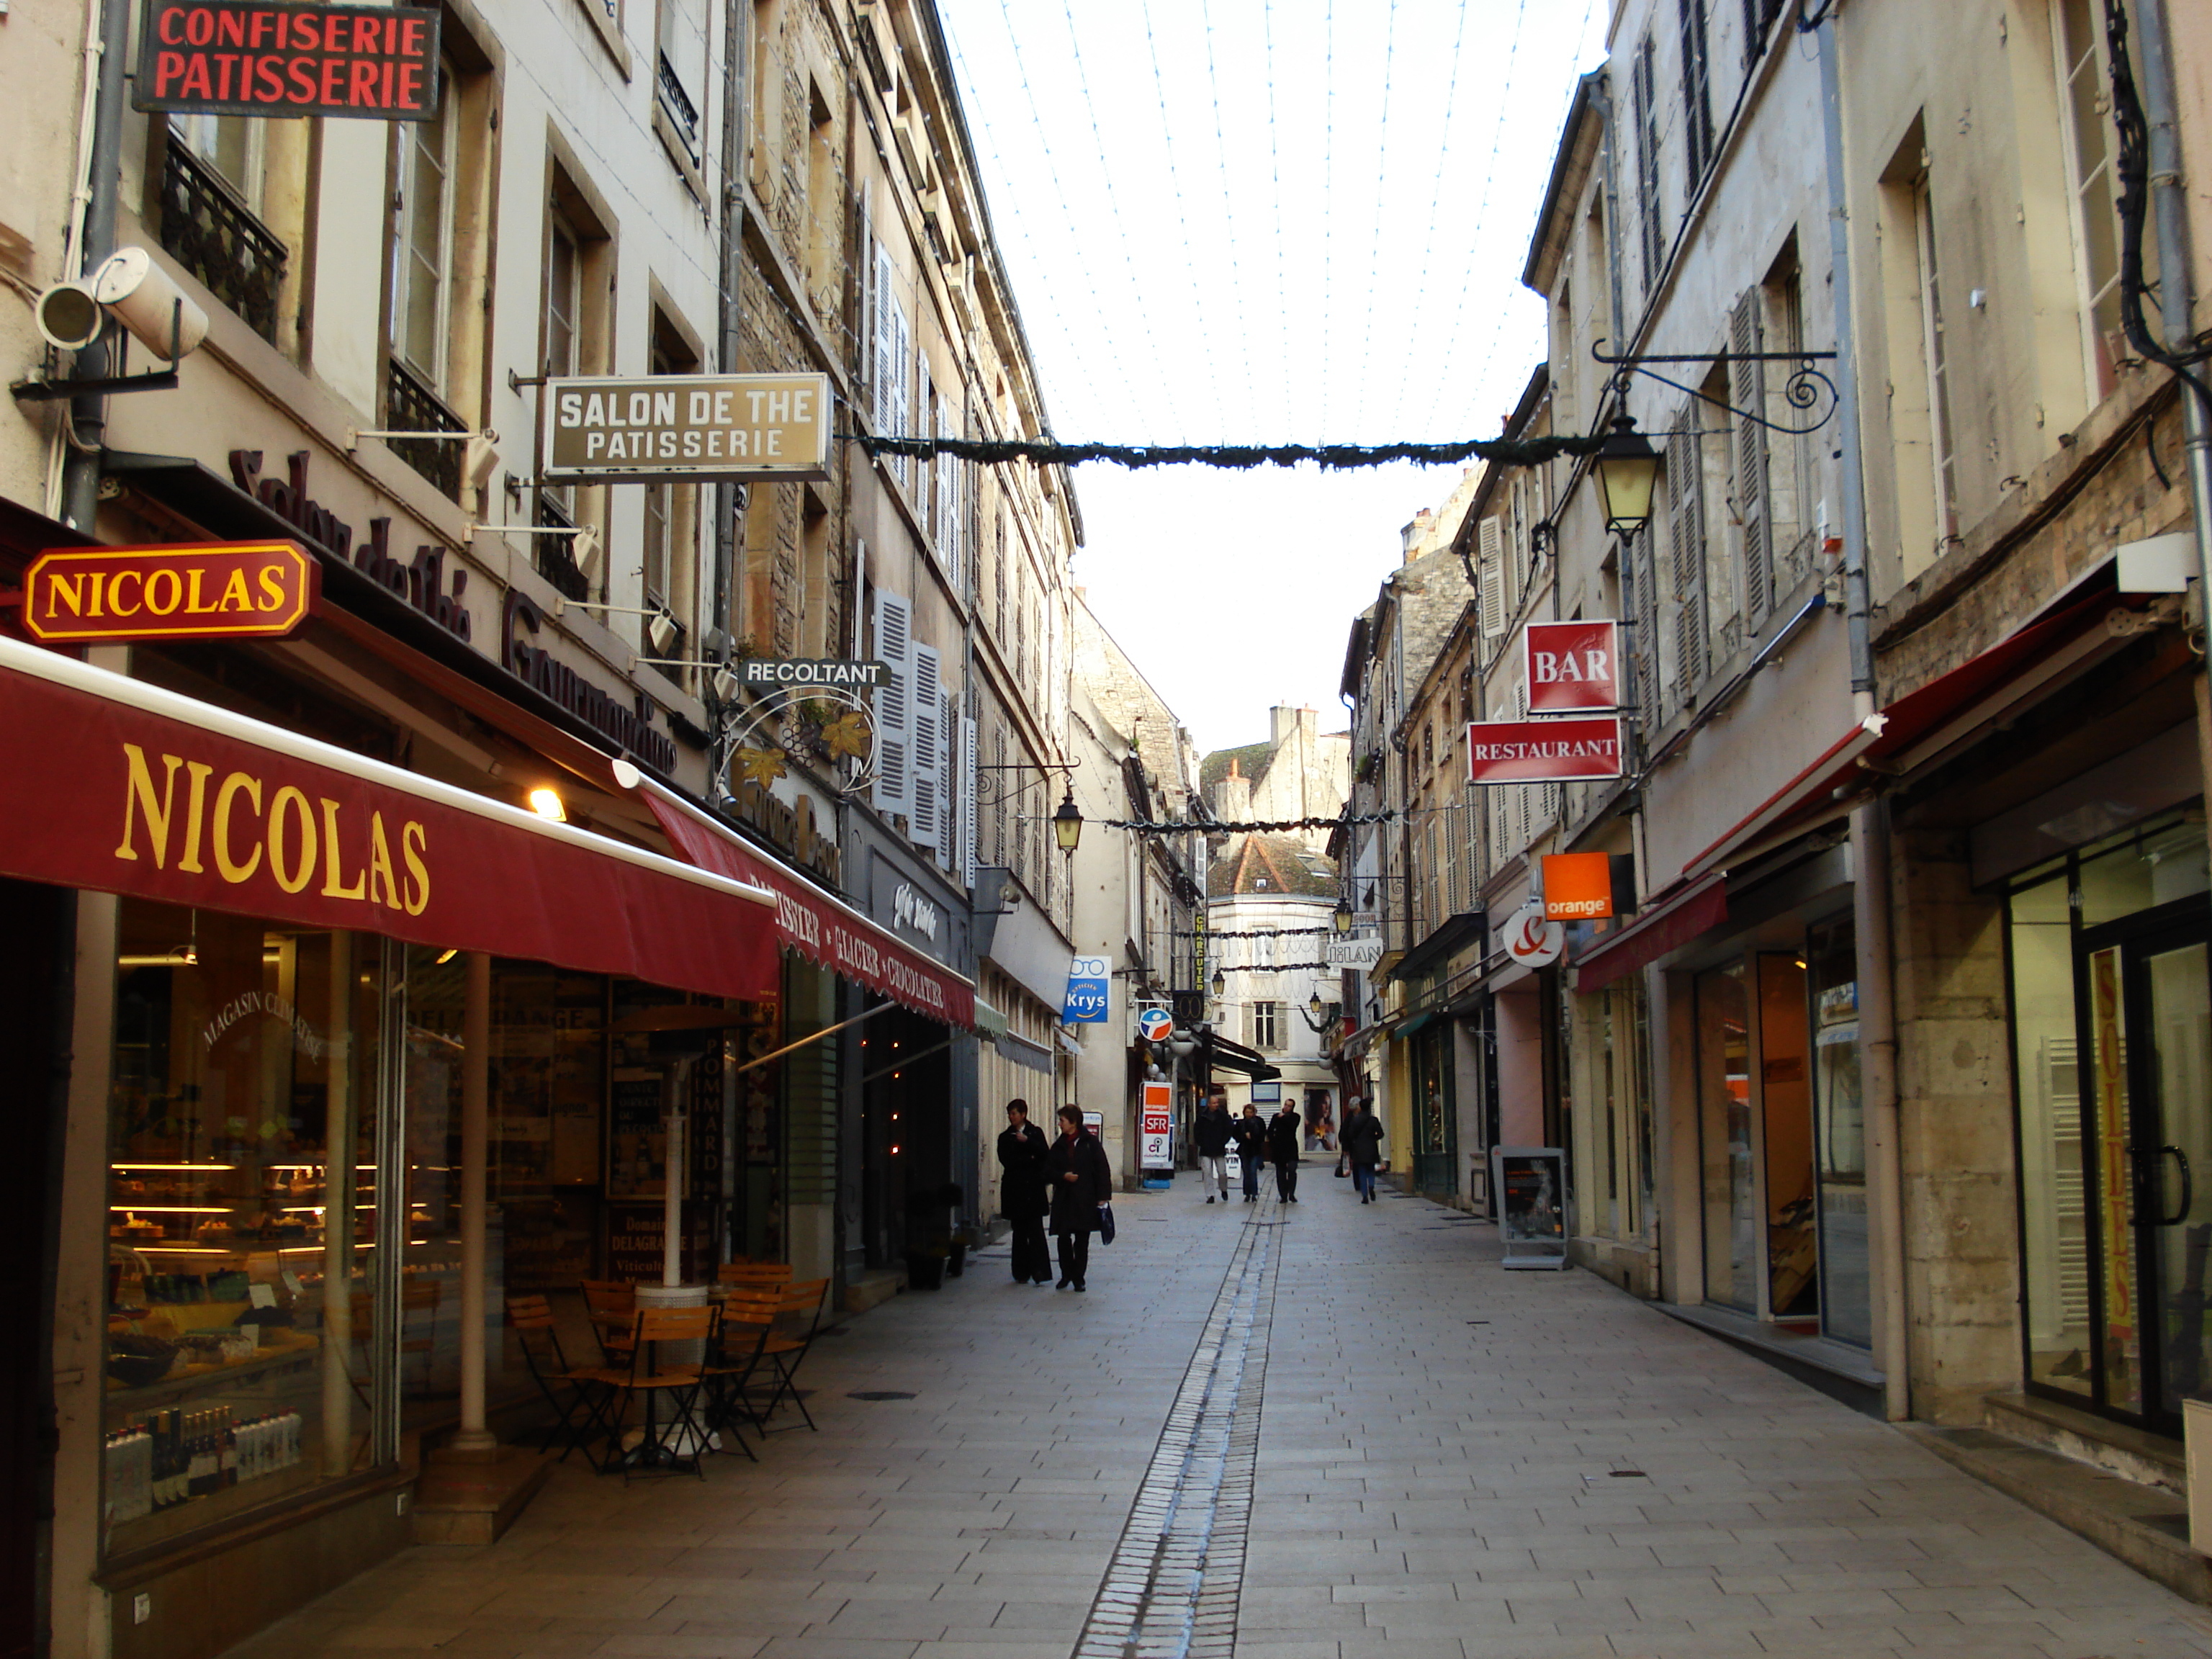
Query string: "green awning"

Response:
xmin=972 ymin=997 xmax=1011 ymax=1041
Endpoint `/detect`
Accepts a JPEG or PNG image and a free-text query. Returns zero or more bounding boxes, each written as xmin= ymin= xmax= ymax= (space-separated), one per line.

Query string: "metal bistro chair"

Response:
xmin=506 ymin=1293 xmax=613 ymax=1462
xmin=754 ymin=1277 xmax=831 ymax=1433
xmin=580 ymin=1280 xmax=637 ymax=1365
xmin=698 ymin=1298 xmax=775 ymax=1457
xmin=572 ymin=1303 xmax=716 ymax=1480
xmin=716 ymin=1262 xmax=794 ymax=1289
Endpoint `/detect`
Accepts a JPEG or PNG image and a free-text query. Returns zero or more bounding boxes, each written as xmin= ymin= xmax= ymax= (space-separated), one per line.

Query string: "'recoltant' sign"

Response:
xmin=738 ymin=658 xmax=886 ymax=688
xmin=1465 ymin=717 xmax=1626 ymax=785
xmin=135 ymin=0 xmax=439 ymax=120
xmin=542 ymin=373 xmax=832 ymax=482
xmin=22 ymin=541 xmax=316 ymax=644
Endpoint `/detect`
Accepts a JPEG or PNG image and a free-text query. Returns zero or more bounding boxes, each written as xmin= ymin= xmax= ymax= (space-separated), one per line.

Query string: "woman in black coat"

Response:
xmin=997 ymin=1100 xmax=1053 ymax=1284
xmin=1046 ymin=1104 xmax=1113 ymax=1292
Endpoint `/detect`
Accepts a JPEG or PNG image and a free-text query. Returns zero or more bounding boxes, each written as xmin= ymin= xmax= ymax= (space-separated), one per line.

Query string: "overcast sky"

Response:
xmin=937 ymin=0 xmax=1609 ymax=755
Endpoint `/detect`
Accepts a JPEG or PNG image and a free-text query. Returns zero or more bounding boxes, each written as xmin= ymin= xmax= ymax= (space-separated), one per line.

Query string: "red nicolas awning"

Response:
xmin=0 ymin=636 xmax=781 ymax=1001
xmin=1570 ymin=873 xmax=1728 ymax=994
xmin=631 ymin=778 xmax=977 ymax=1031
xmin=1679 ymin=575 xmax=2132 ymax=882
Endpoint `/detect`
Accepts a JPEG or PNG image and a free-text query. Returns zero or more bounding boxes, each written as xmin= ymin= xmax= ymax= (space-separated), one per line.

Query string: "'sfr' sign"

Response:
xmin=135 ymin=0 xmax=439 ymax=120
xmin=22 ymin=542 xmax=318 ymax=644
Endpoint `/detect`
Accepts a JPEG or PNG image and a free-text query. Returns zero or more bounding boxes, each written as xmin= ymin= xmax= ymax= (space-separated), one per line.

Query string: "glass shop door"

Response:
xmin=2078 ymin=917 xmax=2212 ymax=1432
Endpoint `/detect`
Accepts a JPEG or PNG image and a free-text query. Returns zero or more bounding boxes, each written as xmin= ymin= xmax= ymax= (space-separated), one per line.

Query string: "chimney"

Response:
xmin=1401 ymin=508 xmax=1435 ymax=562
xmin=1270 ymin=704 xmax=1300 ymax=747
xmin=1213 ymin=763 xmax=1253 ymax=824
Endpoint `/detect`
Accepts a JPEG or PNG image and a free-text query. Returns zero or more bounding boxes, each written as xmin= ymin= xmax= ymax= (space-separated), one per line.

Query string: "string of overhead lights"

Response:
xmin=1192 ymin=925 xmax=1330 ymax=940
xmin=1097 ymin=810 xmax=1400 ymax=832
xmin=845 ymin=433 xmax=1610 ymax=471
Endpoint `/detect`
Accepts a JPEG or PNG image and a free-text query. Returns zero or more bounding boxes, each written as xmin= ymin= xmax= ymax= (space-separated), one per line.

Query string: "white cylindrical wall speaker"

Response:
xmin=34 ymin=281 xmax=104 ymax=351
xmin=91 ymin=248 xmax=210 ymax=360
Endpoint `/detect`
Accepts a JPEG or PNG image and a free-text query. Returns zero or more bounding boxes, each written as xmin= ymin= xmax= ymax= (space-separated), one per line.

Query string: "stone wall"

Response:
xmin=1892 ymin=824 xmax=2020 ymax=1422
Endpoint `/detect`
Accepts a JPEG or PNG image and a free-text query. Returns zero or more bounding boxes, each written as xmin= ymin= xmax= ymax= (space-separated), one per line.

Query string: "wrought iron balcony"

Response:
xmin=534 ymin=494 xmax=593 ymax=602
xmin=385 ymin=358 xmax=467 ymax=500
xmin=656 ymin=52 xmax=702 ymax=165
xmin=156 ymin=140 xmax=286 ymax=345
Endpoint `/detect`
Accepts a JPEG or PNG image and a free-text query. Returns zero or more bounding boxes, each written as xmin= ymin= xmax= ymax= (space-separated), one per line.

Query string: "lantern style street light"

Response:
xmin=1594 ymin=415 xmax=1663 ymax=536
xmin=1210 ymin=967 xmax=1226 ymax=999
xmin=1051 ymin=791 xmax=1083 ymax=853
xmin=1333 ymin=898 xmax=1354 ymax=935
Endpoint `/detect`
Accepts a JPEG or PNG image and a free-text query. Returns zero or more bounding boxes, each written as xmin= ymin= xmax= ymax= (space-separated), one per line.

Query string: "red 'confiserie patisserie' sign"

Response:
xmin=135 ymin=0 xmax=439 ymax=121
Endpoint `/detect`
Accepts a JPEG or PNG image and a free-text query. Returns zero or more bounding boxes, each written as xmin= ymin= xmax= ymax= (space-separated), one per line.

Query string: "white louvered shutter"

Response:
xmin=871 ymin=243 xmax=898 ymax=441
xmin=1478 ymin=512 xmax=1506 ymax=639
xmin=958 ymin=703 xmax=977 ymax=889
xmin=871 ymin=588 xmax=912 ymax=817
xmin=935 ymin=689 xmax=956 ymax=871
xmin=1730 ymin=292 xmax=1773 ymax=626
xmin=909 ymin=642 xmax=942 ymax=846
xmin=1666 ymin=408 xmax=1707 ymax=706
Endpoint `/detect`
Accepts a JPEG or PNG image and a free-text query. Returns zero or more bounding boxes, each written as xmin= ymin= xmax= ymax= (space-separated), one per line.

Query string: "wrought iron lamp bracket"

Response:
xmin=1591 ymin=338 xmax=1840 ymax=437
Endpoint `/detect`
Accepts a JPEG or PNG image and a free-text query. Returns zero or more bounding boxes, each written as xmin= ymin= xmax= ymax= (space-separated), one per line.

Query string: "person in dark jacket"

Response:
xmin=1194 ymin=1092 xmax=1233 ymax=1202
xmin=1047 ymin=1105 xmax=1114 ymax=1291
xmin=997 ymin=1100 xmax=1053 ymax=1283
xmin=1231 ymin=1103 xmax=1267 ymax=1202
xmin=1267 ymin=1100 xmax=1303 ymax=1202
xmin=1341 ymin=1098 xmax=1385 ymax=1203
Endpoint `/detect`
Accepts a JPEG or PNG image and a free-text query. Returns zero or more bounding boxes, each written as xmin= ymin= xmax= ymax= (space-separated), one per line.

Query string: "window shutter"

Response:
xmin=1478 ymin=512 xmax=1506 ymax=639
xmin=1630 ymin=525 xmax=1662 ymax=729
xmin=1666 ymin=415 xmax=1707 ymax=704
xmin=871 ymin=588 xmax=912 ymax=817
xmin=871 ymin=243 xmax=897 ymax=439
xmin=1633 ymin=38 xmax=1663 ymax=291
xmin=958 ymin=703 xmax=977 ymax=889
xmin=1730 ymin=292 xmax=1773 ymax=626
xmin=909 ymin=642 xmax=942 ymax=846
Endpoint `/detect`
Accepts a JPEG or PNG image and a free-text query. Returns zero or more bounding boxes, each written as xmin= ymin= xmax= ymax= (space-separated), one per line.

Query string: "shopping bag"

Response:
xmin=1097 ymin=1202 xmax=1117 ymax=1245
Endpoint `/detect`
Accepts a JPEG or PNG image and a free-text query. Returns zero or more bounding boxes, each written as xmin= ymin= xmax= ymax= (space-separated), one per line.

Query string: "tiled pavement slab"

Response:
xmin=217 ymin=1169 xmax=2212 ymax=1659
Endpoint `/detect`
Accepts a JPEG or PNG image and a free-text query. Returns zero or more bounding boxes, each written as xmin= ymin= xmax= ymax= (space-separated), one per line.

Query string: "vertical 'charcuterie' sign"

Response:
xmin=135 ymin=0 xmax=440 ymax=120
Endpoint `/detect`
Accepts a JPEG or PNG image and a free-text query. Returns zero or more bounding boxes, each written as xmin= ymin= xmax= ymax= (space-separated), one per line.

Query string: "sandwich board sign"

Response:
xmin=1489 ymin=1146 xmax=1569 ymax=1269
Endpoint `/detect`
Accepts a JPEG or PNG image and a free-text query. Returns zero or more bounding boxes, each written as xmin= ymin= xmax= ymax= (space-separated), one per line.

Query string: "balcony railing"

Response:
xmin=157 ymin=140 xmax=286 ymax=345
xmin=534 ymin=494 xmax=593 ymax=603
xmin=656 ymin=52 xmax=702 ymax=165
xmin=385 ymin=359 xmax=467 ymax=500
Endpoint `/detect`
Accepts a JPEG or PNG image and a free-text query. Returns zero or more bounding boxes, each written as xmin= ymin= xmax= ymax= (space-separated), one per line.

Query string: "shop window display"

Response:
xmin=1696 ymin=961 xmax=1755 ymax=1311
xmin=1807 ymin=917 xmax=1870 ymax=1347
xmin=104 ymin=901 xmax=392 ymax=1554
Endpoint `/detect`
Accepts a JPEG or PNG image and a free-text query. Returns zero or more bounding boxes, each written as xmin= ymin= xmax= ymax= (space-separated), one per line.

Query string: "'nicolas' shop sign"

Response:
xmin=136 ymin=0 xmax=439 ymax=120
xmin=22 ymin=541 xmax=315 ymax=644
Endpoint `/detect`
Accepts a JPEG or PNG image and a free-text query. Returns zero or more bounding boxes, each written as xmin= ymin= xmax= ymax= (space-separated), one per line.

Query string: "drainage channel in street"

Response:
xmin=1072 ymin=1197 xmax=1282 ymax=1659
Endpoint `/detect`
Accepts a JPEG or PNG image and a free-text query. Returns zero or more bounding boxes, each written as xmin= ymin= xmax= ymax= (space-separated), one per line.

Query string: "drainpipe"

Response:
xmin=709 ymin=0 xmax=750 ymax=782
xmin=56 ymin=0 xmax=132 ymax=531
xmin=1815 ymin=5 xmax=1909 ymax=1421
xmin=2132 ymin=3 xmax=2212 ymax=806
xmin=449 ymin=953 xmax=495 ymax=1459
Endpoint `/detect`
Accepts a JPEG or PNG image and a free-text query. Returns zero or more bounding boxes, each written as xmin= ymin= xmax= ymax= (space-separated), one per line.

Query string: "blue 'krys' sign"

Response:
xmin=1062 ymin=956 xmax=1110 ymax=1024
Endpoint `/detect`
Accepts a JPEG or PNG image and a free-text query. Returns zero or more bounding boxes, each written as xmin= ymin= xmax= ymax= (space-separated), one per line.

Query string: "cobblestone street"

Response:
xmin=225 ymin=1174 xmax=2212 ymax=1659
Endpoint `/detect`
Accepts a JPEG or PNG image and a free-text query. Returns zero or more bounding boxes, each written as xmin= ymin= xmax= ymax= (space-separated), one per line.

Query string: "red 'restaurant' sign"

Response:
xmin=135 ymin=0 xmax=439 ymax=120
xmin=1467 ymin=717 xmax=1626 ymax=784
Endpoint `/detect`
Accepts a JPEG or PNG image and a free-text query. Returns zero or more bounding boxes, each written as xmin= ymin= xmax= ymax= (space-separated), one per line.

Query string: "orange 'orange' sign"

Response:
xmin=22 ymin=541 xmax=317 ymax=644
xmin=1542 ymin=852 xmax=1615 ymax=920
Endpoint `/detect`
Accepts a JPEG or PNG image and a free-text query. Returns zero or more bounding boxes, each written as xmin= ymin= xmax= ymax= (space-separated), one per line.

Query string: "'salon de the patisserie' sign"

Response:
xmin=135 ymin=0 xmax=440 ymax=120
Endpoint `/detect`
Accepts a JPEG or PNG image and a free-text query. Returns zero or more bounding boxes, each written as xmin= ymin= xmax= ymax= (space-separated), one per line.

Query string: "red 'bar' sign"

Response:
xmin=135 ymin=0 xmax=439 ymax=121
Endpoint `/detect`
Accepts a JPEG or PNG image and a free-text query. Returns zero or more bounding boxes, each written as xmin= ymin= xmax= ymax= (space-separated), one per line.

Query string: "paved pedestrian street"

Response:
xmin=228 ymin=1176 xmax=2212 ymax=1659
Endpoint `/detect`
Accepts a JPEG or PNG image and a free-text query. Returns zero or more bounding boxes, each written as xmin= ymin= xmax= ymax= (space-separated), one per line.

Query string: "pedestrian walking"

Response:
xmin=1267 ymin=1097 xmax=1303 ymax=1202
xmin=1341 ymin=1097 xmax=1385 ymax=1203
xmin=997 ymin=1100 xmax=1053 ymax=1283
xmin=1231 ymin=1103 xmax=1267 ymax=1202
xmin=1048 ymin=1104 xmax=1113 ymax=1291
xmin=1194 ymin=1090 xmax=1233 ymax=1202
